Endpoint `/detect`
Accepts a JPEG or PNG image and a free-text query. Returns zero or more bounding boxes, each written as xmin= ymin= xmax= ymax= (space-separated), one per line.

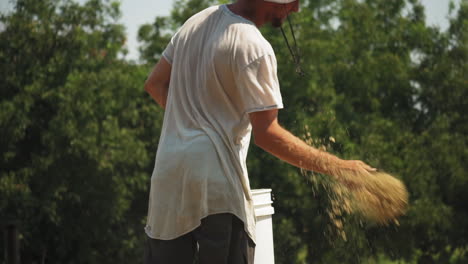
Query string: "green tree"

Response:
xmin=137 ymin=0 xmax=221 ymax=63
xmin=0 ymin=0 xmax=163 ymax=262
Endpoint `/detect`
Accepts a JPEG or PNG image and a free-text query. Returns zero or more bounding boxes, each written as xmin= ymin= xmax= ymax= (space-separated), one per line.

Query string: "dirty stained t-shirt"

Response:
xmin=145 ymin=4 xmax=283 ymax=244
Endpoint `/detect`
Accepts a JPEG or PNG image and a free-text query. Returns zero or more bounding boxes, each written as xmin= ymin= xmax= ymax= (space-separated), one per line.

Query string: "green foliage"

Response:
xmin=137 ymin=0 xmax=219 ymax=63
xmin=0 ymin=0 xmax=163 ymax=262
xmin=277 ymin=1 xmax=467 ymax=263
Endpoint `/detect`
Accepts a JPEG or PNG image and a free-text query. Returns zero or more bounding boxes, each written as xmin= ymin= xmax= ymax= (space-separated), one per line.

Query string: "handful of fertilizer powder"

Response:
xmin=337 ymin=170 xmax=409 ymax=225
xmin=300 ymin=131 xmax=409 ymax=228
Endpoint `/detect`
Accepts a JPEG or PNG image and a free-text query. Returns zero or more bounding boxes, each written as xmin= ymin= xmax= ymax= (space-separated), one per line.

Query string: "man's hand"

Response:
xmin=338 ymin=160 xmax=377 ymax=174
xmin=144 ymin=57 xmax=172 ymax=109
xmin=333 ymin=160 xmax=377 ymax=189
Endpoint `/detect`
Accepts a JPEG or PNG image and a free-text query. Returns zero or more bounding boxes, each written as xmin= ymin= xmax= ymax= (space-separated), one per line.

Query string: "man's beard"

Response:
xmin=272 ymin=17 xmax=283 ymax=28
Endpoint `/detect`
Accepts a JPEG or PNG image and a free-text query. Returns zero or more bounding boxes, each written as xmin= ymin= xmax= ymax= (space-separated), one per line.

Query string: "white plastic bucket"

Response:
xmin=252 ymin=189 xmax=275 ymax=264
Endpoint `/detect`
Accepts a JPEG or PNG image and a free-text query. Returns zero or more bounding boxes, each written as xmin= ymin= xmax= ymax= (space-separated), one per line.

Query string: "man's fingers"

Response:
xmin=342 ymin=160 xmax=377 ymax=174
xmin=358 ymin=161 xmax=377 ymax=172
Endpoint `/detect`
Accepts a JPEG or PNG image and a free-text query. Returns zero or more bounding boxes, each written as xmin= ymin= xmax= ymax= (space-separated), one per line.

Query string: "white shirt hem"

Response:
xmin=144 ymin=210 xmax=256 ymax=244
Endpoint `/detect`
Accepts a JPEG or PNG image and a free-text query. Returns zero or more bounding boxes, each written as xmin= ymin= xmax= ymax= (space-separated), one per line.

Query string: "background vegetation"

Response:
xmin=1 ymin=0 xmax=467 ymax=263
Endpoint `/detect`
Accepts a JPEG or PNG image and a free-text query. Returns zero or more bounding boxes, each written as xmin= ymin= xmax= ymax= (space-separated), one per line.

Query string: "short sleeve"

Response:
xmin=236 ymin=54 xmax=283 ymax=114
xmin=162 ymin=36 xmax=175 ymax=64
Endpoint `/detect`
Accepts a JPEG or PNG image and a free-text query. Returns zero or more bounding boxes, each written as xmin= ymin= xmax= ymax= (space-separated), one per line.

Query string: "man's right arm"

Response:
xmin=144 ymin=57 xmax=172 ymax=109
xmin=249 ymin=109 xmax=376 ymax=177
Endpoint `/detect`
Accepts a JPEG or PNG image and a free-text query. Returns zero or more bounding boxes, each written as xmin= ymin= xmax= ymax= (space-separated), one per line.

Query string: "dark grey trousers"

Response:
xmin=144 ymin=213 xmax=255 ymax=264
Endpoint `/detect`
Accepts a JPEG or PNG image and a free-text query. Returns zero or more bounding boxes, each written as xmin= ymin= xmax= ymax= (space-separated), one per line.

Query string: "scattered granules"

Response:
xmin=344 ymin=171 xmax=408 ymax=225
xmin=300 ymin=128 xmax=409 ymax=239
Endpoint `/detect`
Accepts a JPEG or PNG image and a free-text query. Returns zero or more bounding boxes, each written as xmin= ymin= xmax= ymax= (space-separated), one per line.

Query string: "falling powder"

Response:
xmin=300 ymin=128 xmax=409 ymax=239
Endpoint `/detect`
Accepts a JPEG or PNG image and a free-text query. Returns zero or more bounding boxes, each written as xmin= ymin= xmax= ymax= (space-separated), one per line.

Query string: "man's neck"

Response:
xmin=227 ymin=1 xmax=263 ymax=27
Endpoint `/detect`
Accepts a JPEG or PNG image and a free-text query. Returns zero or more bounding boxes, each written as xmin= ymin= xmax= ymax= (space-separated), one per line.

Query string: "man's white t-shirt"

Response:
xmin=145 ymin=4 xmax=283 ymax=243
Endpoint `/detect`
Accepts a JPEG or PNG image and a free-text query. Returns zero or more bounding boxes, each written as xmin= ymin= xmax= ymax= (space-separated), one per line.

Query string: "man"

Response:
xmin=143 ymin=0 xmax=375 ymax=263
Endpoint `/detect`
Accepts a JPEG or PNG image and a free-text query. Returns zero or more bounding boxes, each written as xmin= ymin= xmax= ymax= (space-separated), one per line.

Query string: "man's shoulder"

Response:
xmin=197 ymin=5 xmax=220 ymax=17
xmin=217 ymin=4 xmax=271 ymax=53
xmin=237 ymin=28 xmax=271 ymax=49
xmin=232 ymin=28 xmax=275 ymax=69
xmin=184 ymin=5 xmax=220 ymax=24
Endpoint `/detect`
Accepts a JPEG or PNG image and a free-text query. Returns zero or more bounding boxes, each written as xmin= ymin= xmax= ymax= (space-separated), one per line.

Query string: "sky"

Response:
xmin=0 ymin=0 xmax=461 ymax=61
